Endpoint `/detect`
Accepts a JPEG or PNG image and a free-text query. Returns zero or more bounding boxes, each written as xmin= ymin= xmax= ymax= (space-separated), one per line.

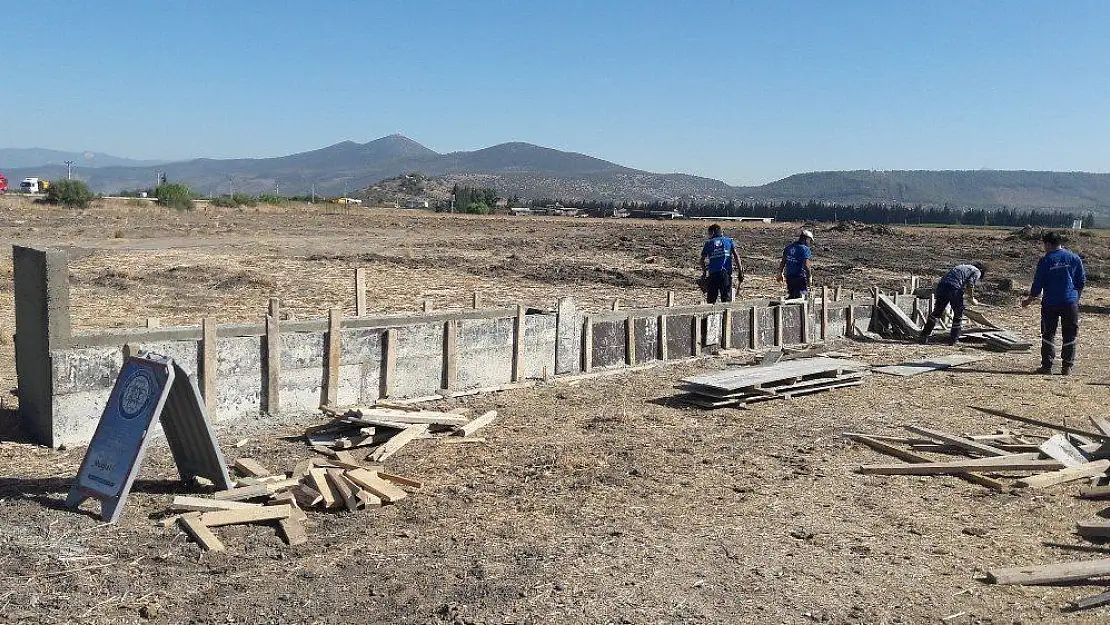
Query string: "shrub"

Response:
xmin=155 ymin=183 xmax=194 ymax=210
xmin=210 ymin=196 xmax=237 ymax=208
xmin=231 ymin=193 xmax=257 ymax=207
xmin=462 ymin=202 xmax=490 ymax=215
xmin=44 ymin=179 xmax=95 ymax=208
xmin=257 ymin=193 xmax=285 ymax=206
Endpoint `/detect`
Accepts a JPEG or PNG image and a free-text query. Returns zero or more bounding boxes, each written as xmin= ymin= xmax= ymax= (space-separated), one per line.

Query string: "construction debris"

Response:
xmin=872 ymin=354 xmax=986 ymax=377
xmin=677 ymin=357 xmax=871 ymax=409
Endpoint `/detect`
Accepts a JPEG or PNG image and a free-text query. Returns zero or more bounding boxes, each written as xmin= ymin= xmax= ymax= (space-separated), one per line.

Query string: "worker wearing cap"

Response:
xmin=699 ymin=223 xmax=744 ymax=304
xmin=1022 ymin=231 xmax=1086 ymax=375
xmin=778 ymin=230 xmax=813 ymax=299
xmin=918 ymin=262 xmax=987 ymax=346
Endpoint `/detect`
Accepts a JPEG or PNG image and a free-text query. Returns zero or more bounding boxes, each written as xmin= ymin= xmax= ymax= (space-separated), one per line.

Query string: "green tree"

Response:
xmin=155 ymin=183 xmax=194 ymax=210
xmin=44 ymin=179 xmax=95 ymax=208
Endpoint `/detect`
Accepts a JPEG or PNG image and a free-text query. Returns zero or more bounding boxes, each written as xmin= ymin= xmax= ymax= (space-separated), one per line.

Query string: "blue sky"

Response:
xmin=2 ymin=1 xmax=1109 ymax=184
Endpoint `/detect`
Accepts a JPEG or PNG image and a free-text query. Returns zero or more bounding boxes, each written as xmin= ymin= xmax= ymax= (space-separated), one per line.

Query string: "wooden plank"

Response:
xmin=453 ymin=410 xmax=497 ymax=437
xmin=306 ymin=468 xmax=338 ymax=508
xmin=512 ymin=305 xmax=525 ymax=382
xmin=267 ymin=492 xmax=307 ymax=522
xmin=443 ymin=319 xmax=457 ymax=390
xmin=178 ymin=513 xmax=226 ymax=552
xmin=199 ymin=504 xmax=292 ymax=527
xmin=1016 ymin=460 xmax=1110 ymax=489
xmin=380 ymin=327 xmax=396 ymax=398
xmin=774 ymin=305 xmax=783 ymax=347
xmin=658 ymin=314 xmax=668 ymax=361
xmin=847 ymin=434 xmax=1004 ymax=490
xmin=232 ymin=458 xmax=273 ymax=478
xmin=326 ymin=469 xmax=360 ymax=511
xmin=1076 ymin=520 xmax=1110 ymax=539
xmin=625 ymin=313 xmax=636 ymax=366
xmin=969 ymin=406 xmax=1107 ymax=440
xmin=357 ymin=490 xmax=383 ymax=508
xmin=354 ymin=408 xmax=468 ymax=426
xmin=845 ymin=303 xmax=856 ymax=338
xmin=471 ymin=292 xmax=481 ymax=309
xmin=873 ymin=354 xmax=987 ymax=377
xmin=582 ymin=315 xmax=593 ymax=373
xmin=1069 ymin=589 xmax=1110 ymax=612
xmin=1079 ymin=485 xmax=1110 ymax=500
xmin=355 ymin=267 xmax=368 ymax=316
xmin=170 ymin=496 xmax=262 ymax=513
xmin=378 ymin=471 xmax=423 ymax=489
xmin=369 ymin=424 xmax=429 ymax=462
xmin=986 ymin=558 xmax=1110 ymax=585
xmin=325 ymin=308 xmax=341 ymax=407
xmin=1090 ymin=416 xmax=1110 ymax=437
xmin=800 ymin=302 xmax=810 ymax=344
xmin=1038 ymin=434 xmax=1089 ymax=467
xmin=692 ymin=314 xmax=702 ymax=356
xmin=291 ymin=484 xmax=323 ymax=508
xmin=904 ymin=426 xmax=1011 ymax=457
xmin=667 ymin=291 xmax=675 ymax=307
xmin=277 ymin=517 xmax=308 ymax=546
xmin=344 ymin=468 xmax=408 ymax=503
xmin=859 ymin=457 xmax=1061 ymax=476
xmin=212 ymin=483 xmax=272 ymax=501
xmin=722 ymin=308 xmax=733 ymax=349
xmin=201 ymin=317 xmax=217 ymax=414
xmin=265 ymin=313 xmax=280 ymax=414
xmin=749 ymin=306 xmax=759 ymax=349
xmin=683 ymin=357 xmax=870 ymax=392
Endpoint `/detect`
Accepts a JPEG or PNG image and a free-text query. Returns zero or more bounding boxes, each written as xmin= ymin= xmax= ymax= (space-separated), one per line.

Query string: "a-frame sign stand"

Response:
xmin=67 ymin=353 xmax=234 ymax=523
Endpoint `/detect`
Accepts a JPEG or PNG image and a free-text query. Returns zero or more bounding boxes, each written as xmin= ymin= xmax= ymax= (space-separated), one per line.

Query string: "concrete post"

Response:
xmin=554 ymin=297 xmax=580 ymax=375
xmin=13 ymin=245 xmax=72 ymax=445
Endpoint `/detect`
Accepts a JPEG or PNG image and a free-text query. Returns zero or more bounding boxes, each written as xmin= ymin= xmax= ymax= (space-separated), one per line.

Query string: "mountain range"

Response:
xmin=0 ymin=148 xmax=165 ymax=169
xmin=3 ymin=136 xmax=1109 ymax=214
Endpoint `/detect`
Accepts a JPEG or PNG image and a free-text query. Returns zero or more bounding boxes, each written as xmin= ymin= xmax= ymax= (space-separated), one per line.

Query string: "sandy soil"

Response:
xmin=1 ymin=197 xmax=1109 ymax=624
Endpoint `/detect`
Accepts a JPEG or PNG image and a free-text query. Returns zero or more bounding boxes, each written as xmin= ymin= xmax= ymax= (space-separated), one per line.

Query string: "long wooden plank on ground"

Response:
xmin=232 ymin=458 xmax=273 ymax=478
xmin=453 ymin=410 xmax=498 ymax=437
xmin=326 ymin=469 xmax=360 ymax=512
xmin=682 ymin=357 xmax=870 ymax=392
xmin=1015 ymin=460 xmax=1110 ymax=489
xmin=306 ymin=468 xmax=339 ymax=508
xmin=1079 ymin=485 xmax=1110 ymax=500
xmin=199 ymin=504 xmax=292 ymax=527
xmin=277 ymin=517 xmax=308 ymax=546
xmin=872 ymin=354 xmax=986 ymax=377
xmin=970 ymin=406 xmax=1107 ymax=440
xmin=904 ymin=425 xmax=1011 ymax=457
xmin=1090 ymin=416 xmax=1110 ymax=437
xmin=212 ymin=483 xmax=272 ymax=501
xmin=170 ymin=496 xmax=263 ymax=513
xmin=986 ymin=558 xmax=1110 ymax=585
xmin=1076 ymin=520 xmax=1110 ymax=539
xmin=369 ymin=424 xmax=430 ymax=462
xmin=1038 ymin=434 xmax=1089 ymax=467
xmin=178 ymin=513 xmax=226 ymax=552
xmin=859 ymin=457 xmax=1061 ymax=476
xmin=847 ymin=434 xmax=1005 ymax=490
xmin=354 ymin=407 xmax=468 ymax=426
xmin=377 ymin=471 xmax=423 ymax=489
xmin=1070 ymin=589 xmax=1110 ymax=611
xmin=344 ymin=468 xmax=408 ymax=503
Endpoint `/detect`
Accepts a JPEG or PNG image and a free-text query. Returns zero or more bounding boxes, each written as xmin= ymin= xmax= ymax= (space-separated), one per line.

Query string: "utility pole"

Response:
xmin=64 ymin=160 xmax=74 ymax=180
xmin=311 ymin=183 xmax=315 ymax=203
xmin=228 ymin=176 xmax=234 ymax=197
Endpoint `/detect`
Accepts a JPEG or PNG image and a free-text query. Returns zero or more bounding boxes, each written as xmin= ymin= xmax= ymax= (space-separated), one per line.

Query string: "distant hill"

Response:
xmin=3 ymin=137 xmax=1110 ymax=214
xmin=0 ymin=148 xmax=165 ymax=169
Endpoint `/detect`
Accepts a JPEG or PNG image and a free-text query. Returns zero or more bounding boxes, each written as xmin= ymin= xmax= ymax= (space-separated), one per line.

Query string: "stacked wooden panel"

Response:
xmin=676 ymin=357 xmax=871 ymax=408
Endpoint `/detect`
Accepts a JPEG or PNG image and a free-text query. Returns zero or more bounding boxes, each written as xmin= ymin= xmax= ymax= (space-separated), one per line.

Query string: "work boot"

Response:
xmin=918 ymin=333 xmax=929 ymax=345
xmin=1061 ymin=366 xmax=1073 ymax=376
xmin=1035 ymin=364 xmax=1052 ymax=375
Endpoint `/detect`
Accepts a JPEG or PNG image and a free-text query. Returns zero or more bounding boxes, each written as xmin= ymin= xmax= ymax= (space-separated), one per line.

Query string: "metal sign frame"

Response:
xmin=66 ymin=354 xmax=233 ymax=523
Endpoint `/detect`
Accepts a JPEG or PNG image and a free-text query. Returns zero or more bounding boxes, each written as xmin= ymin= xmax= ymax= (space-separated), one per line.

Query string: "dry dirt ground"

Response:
xmin=1 ymin=197 xmax=1110 ymax=624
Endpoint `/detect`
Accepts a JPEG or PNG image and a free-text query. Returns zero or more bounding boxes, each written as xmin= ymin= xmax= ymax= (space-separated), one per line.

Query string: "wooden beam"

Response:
xmin=512 ymin=305 xmax=525 ymax=382
xmin=380 ymin=328 xmax=396 ymax=398
xmin=1079 ymin=485 xmax=1110 ymax=500
xmin=834 ymin=285 xmax=842 ymax=302
xmin=859 ymin=457 xmax=1062 ymax=475
xmin=625 ymin=313 xmax=636 ymax=366
xmin=667 ymin=291 xmax=675 ymax=307
xmin=986 ymin=558 xmax=1110 ymax=585
xmin=1090 ymin=415 xmax=1110 ymax=437
xmin=265 ymin=313 xmax=280 ymax=415
xmin=800 ymin=302 xmax=810 ymax=344
xmin=692 ymin=315 xmax=701 ymax=356
xmin=721 ymin=308 xmax=733 ymax=349
xmin=774 ymin=305 xmax=783 ymax=347
xmin=344 ymin=469 xmax=408 ymax=503
xmin=442 ymin=319 xmax=457 ymax=391
xmin=658 ymin=314 xmax=668 ymax=361
xmin=232 ymin=458 xmax=273 ymax=478
xmin=325 ymin=308 xmax=341 ymax=407
xmin=1016 ymin=460 xmax=1110 ymax=489
xmin=453 ymin=410 xmax=498 ymax=437
xmin=1069 ymin=589 xmax=1110 ymax=612
xmin=368 ymin=424 xmax=429 ymax=462
xmin=306 ymin=468 xmax=338 ymax=508
xmin=820 ymin=286 xmax=829 ymax=340
xmin=969 ymin=406 xmax=1107 ymax=440
xmin=201 ymin=317 xmax=217 ymax=415
xmin=325 ymin=469 xmax=360 ymax=511
xmin=582 ymin=315 xmax=593 ymax=373
xmin=277 ymin=517 xmax=308 ymax=546
xmin=472 ymin=292 xmax=481 ymax=309
xmin=845 ymin=304 xmax=856 ymax=338
xmin=170 ymin=496 xmax=262 ymax=513
xmin=904 ymin=426 xmax=1012 ymax=457
xmin=355 ymin=268 xmax=368 ymax=316
xmin=178 ymin=513 xmax=225 ymax=552
xmin=611 ymin=298 xmax=620 ymax=311
xmin=1076 ymin=520 xmax=1110 ymax=540
xmin=847 ymin=434 xmax=1003 ymax=490
xmin=422 ymin=299 xmax=432 ymax=313
xmin=199 ymin=504 xmax=292 ymax=527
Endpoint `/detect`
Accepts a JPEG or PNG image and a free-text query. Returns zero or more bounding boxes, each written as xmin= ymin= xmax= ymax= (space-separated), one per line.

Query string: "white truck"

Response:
xmin=20 ymin=177 xmax=49 ymax=193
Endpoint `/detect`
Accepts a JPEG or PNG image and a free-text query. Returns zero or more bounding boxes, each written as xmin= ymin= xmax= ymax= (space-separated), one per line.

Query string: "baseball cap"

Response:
xmin=802 ymin=229 xmax=815 ymax=240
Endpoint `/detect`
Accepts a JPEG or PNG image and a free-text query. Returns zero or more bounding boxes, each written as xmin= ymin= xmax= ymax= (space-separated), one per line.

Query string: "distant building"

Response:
xmin=404 ymin=198 xmax=430 ymax=209
xmin=509 ymin=207 xmax=533 ymax=216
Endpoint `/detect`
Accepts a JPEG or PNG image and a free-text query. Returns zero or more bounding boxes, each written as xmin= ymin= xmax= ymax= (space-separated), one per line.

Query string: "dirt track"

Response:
xmin=1 ymin=197 xmax=1110 ymax=624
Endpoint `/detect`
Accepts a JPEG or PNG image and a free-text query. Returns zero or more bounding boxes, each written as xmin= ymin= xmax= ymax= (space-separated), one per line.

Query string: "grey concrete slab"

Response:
xmin=52 ymin=347 xmax=123 ymax=395
xmin=456 ymin=317 xmax=513 ymax=390
xmin=591 ymin=319 xmax=627 ymax=369
xmin=522 ymin=313 xmax=557 ymax=379
xmin=757 ymin=308 xmax=775 ymax=348
xmin=554 ymin=298 xmax=581 ymax=375
xmin=391 ymin=322 xmax=446 ymax=398
xmin=731 ymin=309 xmax=752 ymax=349
xmin=665 ymin=315 xmax=694 ymax=360
xmin=782 ymin=305 xmax=803 ymax=345
xmin=634 ymin=316 xmax=660 ymax=364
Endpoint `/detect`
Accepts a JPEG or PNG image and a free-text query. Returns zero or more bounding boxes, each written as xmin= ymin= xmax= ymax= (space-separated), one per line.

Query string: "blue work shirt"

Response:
xmin=940 ymin=264 xmax=981 ymax=292
xmin=1031 ymin=248 xmax=1086 ymax=306
xmin=783 ymin=242 xmax=811 ymax=278
xmin=702 ymin=236 xmax=735 ymax=273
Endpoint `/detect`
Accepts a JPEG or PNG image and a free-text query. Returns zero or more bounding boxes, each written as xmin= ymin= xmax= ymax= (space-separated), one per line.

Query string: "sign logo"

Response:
xmin=119 ymin=370 xmax=154 ymax=419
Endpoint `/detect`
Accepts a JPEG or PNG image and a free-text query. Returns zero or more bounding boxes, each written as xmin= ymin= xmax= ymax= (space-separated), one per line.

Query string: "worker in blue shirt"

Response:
xmin=778 ymin=229 xmax=813 ymax=299
xmin=1022 ymin=231 xmax=1086 ymax=375
xmin=918 ymin=262 xmax=986 ymax=345
xmin=699 ymin=224 xmax=744 ymax=304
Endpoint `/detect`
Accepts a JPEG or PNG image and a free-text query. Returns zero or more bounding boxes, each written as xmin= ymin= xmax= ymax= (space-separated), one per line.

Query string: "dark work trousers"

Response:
xmin=1040 ymin=303 xmax=1080 ymax=367
xmin=919 ymin=282 xmax=964 ymax=344
xmin=706 ymin=271 xmax=733 ymax=304
xmin=785 ymin=275 xmax=809 ymax=300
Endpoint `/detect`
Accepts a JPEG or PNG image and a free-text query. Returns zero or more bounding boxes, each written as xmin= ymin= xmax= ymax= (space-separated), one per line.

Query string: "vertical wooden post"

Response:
xmin=749 ymin=306 xmax=759 ymax=349
xmin=422 ymin=299 xmax=432 ymax=313
xmin=611 ymin=298 xmax=620 ymax=311
xmin=722 ymin=307 xmax=733 ymax=349
xmin=625 ymin=313 xmax=636 ymax=366
xmin=846 ymin=304 xmax=856 ymax=338
xmin=582 ymin=315 xmax=593 ymax=373
xmin=325 ymin=308 xmax=341 ymax=407
xmin=472 ymin=292 xmax=481 ymax=309
xmin=692 ymin=315 xmax=702 ymax=356
xmin=201 ymin=317 xmax=217 ymax=415
xmin=658 ymin=314 xmax=668 ymax=361
xmin=820 ymin=286 xmax=829 ymax=341
xmin=355 ymin=268 xmax=368 ymax=317
xmin=872 ymin=287 xmax=881 ymax=309
xmin=512 ymin=305 xmax=525 ymax=382
xmin=667 ymin=291 xmax=676 ymax=307
xmin=834 ymin=285 xmax=842 ymax=302
xmin=269 ymin=297 xmax=280 ymax=319
xmin=442 ymin=319 xmax=457 ymax=390
xmin=380 ymin=328 xmax=396 ymax=398
xmin=774 ymin=304 xmax=784 ymax=347
xmin=146 ymin=317 xmax=161 ymax=328
xmin=265 ymin=313 xmax=280 ymax=415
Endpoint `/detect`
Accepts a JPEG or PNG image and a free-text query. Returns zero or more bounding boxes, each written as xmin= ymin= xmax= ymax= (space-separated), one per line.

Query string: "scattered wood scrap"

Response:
xmin=986 ymin=558 xmax=1110 ymax=585
xmin=677 ymin=357 xmax=871 ymax=409
xmin=310 ymin=404 xmax=501 ymax=456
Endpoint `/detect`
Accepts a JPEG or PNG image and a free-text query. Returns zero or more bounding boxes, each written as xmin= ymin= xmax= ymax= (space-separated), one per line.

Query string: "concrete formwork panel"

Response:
xmin=665 ymin=315 xmax=694 ymax=360
xmin=730 ymin=309 xmax=752 ymax=349
xmin=51 ymin=346 xmax=123 ymax=396
xmin=213 ymin=335 xmax=264 ymax=422
xmin=456 ymin=317 xmax=513 ymax=390
xmin=338 ymin=328 xmax=383 ymax=405
xmin=391 ymin=322 xmax=446 ymax=398
xmin=826 ymin=306 xmax=847 ymax=339
xmin=756 ymin=308 xmax=775 ymax=348
xmin=782 ymin=305 xmax=803 ymax=345
xmin=522 ymin=314 xmax=558 ymax=379
xmin=591 ymin=319 xmax=627 ymax=369
xmin=704 ymin=312 xmax=722 ymax=346
xmin=554 ymin=298 xmax=581 ymax=375
xmin=633 ymin=317 xmax=660 ymax=364
xmin=279 ymin=332 xmax=327 ymax=415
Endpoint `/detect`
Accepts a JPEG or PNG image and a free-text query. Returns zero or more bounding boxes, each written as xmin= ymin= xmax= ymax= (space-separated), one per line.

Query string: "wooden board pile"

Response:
xmin=877 ymin=295 xmax=1031 ymax=350
xmin=677 ymin=357 xmax=871 ymax=409
xmin=163 ymin=407 xmax=498 ymax=551
xmin=847 ymin=405 xmax=1110 ymax=612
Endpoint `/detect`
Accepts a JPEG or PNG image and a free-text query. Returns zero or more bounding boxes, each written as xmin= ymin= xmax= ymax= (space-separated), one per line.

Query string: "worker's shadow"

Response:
xmin=0 ymin=477 xmax=195 ymax=519
xmin=1080 ymin=304 xmax=1110 ymax=315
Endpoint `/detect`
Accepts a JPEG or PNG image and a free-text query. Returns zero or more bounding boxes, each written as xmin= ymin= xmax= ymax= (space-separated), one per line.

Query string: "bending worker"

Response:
xmin=918 ymin=262 xmax=986 ymax=345
xmin=778 ymin=229 xmax=813 ymax=299
xmin=1022 ymin=231 xmax=1086 ymax=375
xmin=699 ymin=223 xmax=744 ymax=303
